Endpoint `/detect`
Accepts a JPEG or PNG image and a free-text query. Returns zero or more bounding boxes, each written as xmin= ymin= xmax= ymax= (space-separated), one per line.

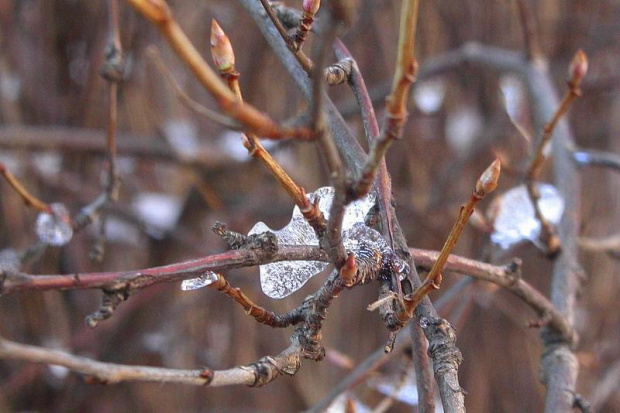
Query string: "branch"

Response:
xmin=0 ymin=335 xmax=301 ymax=387
xmin=410 ymin=248 xmax=576 ymax=344
xmin=124 ymin=0 xmax=310 ymax=140
xmin=0 ymin=245 xmax=328 ymax=294
xmin=0 ymin=125 xmax=236 ymax=170
xmin=574 ymin=149 xmax=620 ymax=174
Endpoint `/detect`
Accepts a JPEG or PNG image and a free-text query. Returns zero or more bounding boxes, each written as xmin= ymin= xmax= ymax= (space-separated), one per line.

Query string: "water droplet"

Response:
xmin=181 ymin=271 xmax=219 ymax=291
xmin=35 ymin=203 xmax=73 ymax=246
xmin=419 ymin=317 xmax=430 ymax=329
xmin=490 ymin=184 xmax=564 ymax=250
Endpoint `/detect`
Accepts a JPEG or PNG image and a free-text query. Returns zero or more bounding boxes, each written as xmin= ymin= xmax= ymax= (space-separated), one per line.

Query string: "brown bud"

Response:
xmin=210 ymin=19 xmax=235 ymax=72
xmin=568 ymin=50 xmax=588 ymax=84
xmin=475 ymin=158 xmax=501 ymax=197
xmin=303 ymin=0 xmax=321 ymax=14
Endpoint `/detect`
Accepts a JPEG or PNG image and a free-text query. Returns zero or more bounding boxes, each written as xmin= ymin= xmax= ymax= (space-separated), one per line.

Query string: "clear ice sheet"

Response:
xmin=35 ymin=203 xmax=73 ymax=246
xmin=491 ymin=183 xmax=565 ymax=249
xmin=248 ymin=187 xmax=376 ymax=299
xmin=181 ymin=271 xmax=218 ymax=291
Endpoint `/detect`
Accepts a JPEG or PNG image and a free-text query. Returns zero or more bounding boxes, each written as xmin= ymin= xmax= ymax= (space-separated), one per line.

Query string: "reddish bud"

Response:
xmin=340 ymin=253 xmax=358 ymax=285
xmin=303 ymin=0 xmax=321 ymax=14
xmin=568 ymin=50 xmax=588 ymax=84
xmin=210 ymin=19 xmax=235 ymax=72
xmin=475 ymin=158 xmax=501 ymax=197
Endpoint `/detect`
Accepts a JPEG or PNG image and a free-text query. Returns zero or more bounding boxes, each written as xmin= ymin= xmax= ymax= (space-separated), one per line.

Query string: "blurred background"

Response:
xmin=1 ymin=0 xmax=619 ymax=411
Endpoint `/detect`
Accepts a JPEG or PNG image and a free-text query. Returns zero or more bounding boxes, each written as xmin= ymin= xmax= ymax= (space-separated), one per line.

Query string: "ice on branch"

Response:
xmin=413 ymin=78 xmax=446 ymax=115
xmin=248 ymin=187 xmax=377 ymax=299
xmin=35 ymin=203 xmax=73 ymax=246
xmin=181 ymin=271 xmax=218 ymax=291
xmin=490 ymin=184 xmax=565 ymax=250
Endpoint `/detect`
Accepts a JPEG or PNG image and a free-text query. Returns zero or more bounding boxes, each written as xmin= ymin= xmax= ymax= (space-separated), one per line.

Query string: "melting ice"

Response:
xmin=249 ymin=187 xmax=376 ymax=299
xmin=490 ymin=183 xmax=564 ymax=250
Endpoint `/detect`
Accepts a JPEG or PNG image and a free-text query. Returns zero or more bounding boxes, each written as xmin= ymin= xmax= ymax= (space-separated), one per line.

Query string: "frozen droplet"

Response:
xmin=132 ymin=193 xmax=182 ymax=236
xmin=181 ymin=271 xmax=219 ymax=291
xmin=0 ymin=71 xmax=21 ymax=101
xmin=33 ymin=153 xmax=62 ymax=176
xmin=445 ymin=107 xmax=483 ymax=155
xmin=490 ymin=184 xmax=564 ymax=250
xmin=419 ymin=317 xmax=430 ymax=329
xmin=48 ymin=365 xmax=70 ymax=380
xmin=0 ymin=249 xmax=20 ymax=273
xmin=249 ymin=187 xmax=376 ymax=299
xmin=217 ymin=130 xmax=250 ymax=161
xmin=500 ymin=75 xmax=524 ymax=121
xmin=414 ymin=78 xmax=446 ymax=114
xmin=35 ymin=203 xmax=73 ymax=246
xmin=162 ymin=118 xmax=200 ymax=158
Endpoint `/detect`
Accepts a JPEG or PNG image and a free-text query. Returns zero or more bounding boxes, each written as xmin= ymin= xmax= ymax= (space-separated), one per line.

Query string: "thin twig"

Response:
xmin=210 ymin=20 xmax=326 ymax=236
xmin=404 ymin=159 xmax=501 ymax=315
xmin=146 ymin=47 xmax=241 ymax=129
xmin=573 ymin=148 xmax=620 ymax=174
xmin=257 ymin=0 xmax=313 ymax=73
xmin=0 ymin=163 xmax=51 ymax=213
xmin=0 ymin=335 xmax=302 ymax=387
xmin=0 ymin=245 xmax=329 ymax=294
xmin=525 ymin=50 xmax=588 ymax=255
xmin=124 ymin=0 xmax=310 ymax=140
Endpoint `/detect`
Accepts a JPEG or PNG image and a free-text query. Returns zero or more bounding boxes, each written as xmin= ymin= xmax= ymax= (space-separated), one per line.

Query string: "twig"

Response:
xmin=124 ymin=0 xmax=310 ymax=140
xmin=146 ymin=47 xmax=241 ymax=129
xmin=0 ymin=125 xmax=236 ymax=170
xmin=257 ymin=0 xmax=314 ymax=73
xmin=207 ymin=272 xmax=295 ymax=328
xmin=0 ymin=335 xmax=302 ymax=387
xmin=210 ymin=20 xmax=326 ymax=236
xmin=404 ymin=159 xmax=501 ymax=315
xmin=0 ymin=245 xmax=329 ymax=294
xmin=0 ymin=163 xmax=51 ymax=213
xmin=573 ymin=148 xmax=620 ymax=174
xmin=292 ymin=0 xmax=320 ymax=51
xmin=525 ymin=50 xmax=588 ymax=255
xmin=94 ymin=0 xmax=125 ymax=262
xmin=515 ymin=0 xmax=542 ymax=61
xmin=350 ymin=0 xmax=419 ymax=201
xmin=578 ymin=234 xmax=620 ymax=258
xmin=308 ymin=14 xmax=347 ymax=267
xmin=409 ymin=248 xmax=576 ymax=344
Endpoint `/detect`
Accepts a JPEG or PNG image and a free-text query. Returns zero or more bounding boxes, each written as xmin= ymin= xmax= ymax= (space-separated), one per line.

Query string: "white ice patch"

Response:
xmin=248 ymin=187 xmax=376 ymax=299
xmin=490 ymin=183 xmax=564 ymax=249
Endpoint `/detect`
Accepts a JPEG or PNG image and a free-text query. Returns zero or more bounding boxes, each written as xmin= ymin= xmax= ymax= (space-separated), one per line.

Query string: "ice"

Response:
xmin=0 ymin=249 xmax=20 ymax=273
xmin=35 ymin=203 xmax=73 ymax=246
xmin=325 ymin=393 xmax=371 ymax=413
xmin=500 ymin=75 xmax=524 ymax=121
xmin=491 ymin=183 xmax=565 ymax=249
xmin=181 ymin=271 xmax=219 ymax=291
xmin=413 ymin=77 xmax=446 ymax=114
xmin=445 ymin=107 xmax=483 ymax=154
xmin=132 ymin=192 xmax=182 ymax=233
xmin=162 ymin=118 xmax=200 ymax=158
xmin=248 ymin=187 xmax=376 ymax=299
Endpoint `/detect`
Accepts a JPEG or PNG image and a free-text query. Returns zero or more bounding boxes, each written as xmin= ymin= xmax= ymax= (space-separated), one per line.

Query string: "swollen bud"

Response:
xmin=210 ymin=19 xmax=235 ymax=72
xmin=568 ymin=50 xmax=588 ymax=85
xmin=303 ymin=0 xmax=321 ymax=15
xmin=340 ymin=253 xmax=358 ymax=285
xmin=475 ymin=158 xmax=501 ymax=197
